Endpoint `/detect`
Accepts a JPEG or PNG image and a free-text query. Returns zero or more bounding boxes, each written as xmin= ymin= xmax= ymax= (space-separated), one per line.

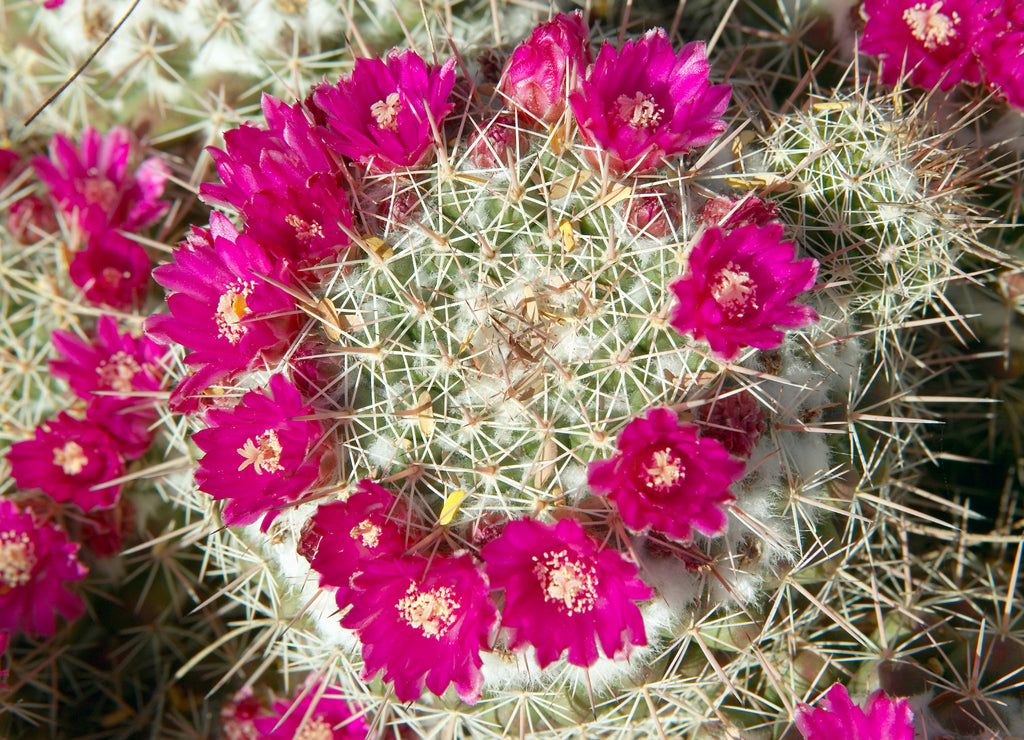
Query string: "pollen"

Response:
xmin=534 ymin=550 xmax=598 ymax=615
xmin=285 ymin=213 xmax=325 ymax=243
xmin=97 ymin=351 xmax=142 ymax=393
xmin=350 ymin=519 xmax=382 ymax=549
xmin=237 ymin=429 xmax=285 ymax=474
xmin=397 ymin=583 xmax=458 ymax=638
xmin=53 ymin=440 xmax=89 ymax=476
xmin=711 ymin=263 xmax=757 ymax=317
xmin=615 ymin=92 xmax=664 ymax=129
xmin=371 ymin=92 xmax=403 ymax=131
xmin=216 ymin=280 xmax=255 ymax=344
xmin=644 ymin=447 xmax=685 ymax=490
xmin=294 ymin=717 xmax=333 ymax=740
xmin=903 ymin=2 xmax=959 ymax=50
xmin=0 ymin=530 xmax=37 ymax=592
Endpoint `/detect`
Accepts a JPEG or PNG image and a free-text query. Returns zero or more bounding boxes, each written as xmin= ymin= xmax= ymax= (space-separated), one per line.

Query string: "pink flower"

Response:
xmin=977 ymin=1 xmax=1024 ymax=108
xmin=192 ymin=374 xmax=326 ymax=530
xmin=795 ymin=683 xmax=915 ymax=740
xmin=68 ymin=231 xmax=152 ymax=311
xmin=499 ymin=11 xmax=592 ymax=126
xmin=697 ymin=195 xmax=778 ymax=231
xmin=0 ymin=499 xmax=87 ymax=637
xmin=145 ymin=213 xmax=302 ymax=411
xmin=31 ymin=126 xmax=169 ymax=237
xmin=252 ymin=680 xmax=368 ymax=740
xmin=695 ymin=389 xmax=767 ymax=459
xmin=859 ymin=0 xmax=1001 ymax=89
xmin=669 ymin=223 xmax=818 ymax=361
xmin=588 ymin=408 xmax=744 ymax=541
xmin=219 ymin=686 xmax=268 ymax=740
xmin=7 ymin=194 xmax=59 ymax=244
xmin=622 ymin=186 xmax=682 ymax=238
xmin=201 ymin=95 xmax=353 ymax=268
xmin=49 ymin=316 xmax=167 ymax=458
xmin=468 ymin=116 xmax=528 ymax=168
xmin=569 ymin=29 xmax=730 ymax=175
xmin=342 ymin=553 xmax=497 ymax=703
xmin=481 ymin=517 xmax=651 ymax=668
xmin=7 ymin=413 xmax=125 ymax=511
xmin=313 ymin=50 xmax=457 ymax=172
xmin=299 ymin=480 xmax=417 ymax=610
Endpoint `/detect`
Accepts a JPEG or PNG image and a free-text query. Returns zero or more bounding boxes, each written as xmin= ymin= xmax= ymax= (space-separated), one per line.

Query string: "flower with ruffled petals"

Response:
xmin=569 ymin=29 xmax=730 ymax=175
xmin=499 ymin=11 xmax=592 ymax=126
xmin=299 ymin=479 xmax=416 ymax=610
xmin=670 ymin=223 xmax=818 ymax=361
xmin=0 ymin=499 xmax=87 ymax=636
xmin=253 ymin=680 xmax=368 ymax=740
xmin=192 ymin=374 xmax=326 ymax=530
xmin=860 ymin=0 xmax=1000 ymax=89
xmin=695 ymin=389 xmax=767 ymax=459
xmin=31 ymin=126 xmax=169 ymax=238
xmin=7 ymin=413 xmax=125 ymax=511
xmin=68 ymin=230 xmax=152 ymax=311
xmin=145 ymin=212 xmax=302 ymax=411
xmin=482 ymin=517 xmax=651 ymax=668
xmin=201 ymin=95 xmax=353 ymax=268
xmin=342 ymin=553 xmax=496 ymax=703
xmin=313 ymin=50 xmax=456 ymax=172
xmin=795 ymin=683 xmax=915 ymax=740
xmin=50 ymin=316 xmax=166 ymax=458
xmin=588 ymin=407 xmax=744 ymax=541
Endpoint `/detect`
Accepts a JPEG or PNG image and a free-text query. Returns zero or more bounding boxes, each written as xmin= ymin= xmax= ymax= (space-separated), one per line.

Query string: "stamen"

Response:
xmin=0 ymin=530 xmax=37 ymax=592
xmin=80 ymin=177 xmax=118 ymax=210
xmin=236 ymin=430 xmax=284 ymax=474
xmin=371 ymin=92 xmax=403 ymax=131
xmin=615 ymin=92 xmax=664 ymax=129
xmin=397 ymin=584 xmax=458 ymax=638
xmin=216 ymin=280 xmax=255 ymax=344
xmin=533 ymin=550 xmax=598 ymax=615
xmin=294 ymin=717 xmax=333 ymax=740
xmin=97 ymin=351 xmax=142 ymax=393
xmin=711 ymin=263 xmax=757 ymax=317
xmin=285 ymin=214 xmax=325 ymax=243
xmin=903 ymin=2 xmax=959 ymax=50
xmin=350 ymin=519 xmax=382 ymax=549
xmin=645 ymin=447 xmax=685 ymax=490
xmin=53 ymin=440 xmax=89 ymax=476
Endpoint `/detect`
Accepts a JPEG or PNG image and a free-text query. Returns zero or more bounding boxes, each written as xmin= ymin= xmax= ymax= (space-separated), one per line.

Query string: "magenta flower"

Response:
xmin=977 ymin=2 xmax=1024 ymax=109
xmin=499 ymin=11 xmax=592 ymax=126
xmin=859 ymin=0 xmax=1000 ymax=89
xmin=697 ymin=195 xmax=779 ymax=231
xmin=313 ymin=50 xmax=457 ymax=172
xmin=588 ymin=408 xmax=744 ymax=541
xmin=201 ymin=95 xmax=353 ymax=268
xmin=795 ymin=683 xmax=914 ymax=740
xmin=481 ymin=517 xmax=651 ymax=668
xmin=622 ymin=187 xmax=682 ymax=238
xmin=7 ymin=413 xmax=125 ymax=511
xmin=253 ymin=680 xmax=368 ymax=740
xmin=300 ymin=480 xmax=416 ymax=610
xmin=669 ymin=223 xmax=818 ymax=361
xmin=0 ymin=499 xmax=87 ymax=637
xmin=7 ymin=194 xmax=59 ymax=244
xmin=67 ymin=231 xmax=152 ymax=311
xmin=145 ymin=213 xmax=302 ymax=411
xmin=342 ymin=553 xmax=497 ymax=703
xmin=31 ymin=126 xmax=169 ymax=237
xmin=695 ymin=390 xmax=767 ymax=459
xmin=192 ymin=374 xmax=325 ymax=530
xmin=50 ymin=316 xmax=166 ymax=458
xmin=569 ymin=29 xmax=730 ymax=175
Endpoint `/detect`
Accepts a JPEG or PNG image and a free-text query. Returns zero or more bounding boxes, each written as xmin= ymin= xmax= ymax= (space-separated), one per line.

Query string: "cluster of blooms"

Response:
xmin=1 ymin=130 xmax=171 ymax=647
xmin=144 ymin=12 xmax=821 ymax=703
xmin=795 ymin=683 xmax=915 ymax=740
xmin=219 ymin=680 xmax=367 ymax=740
xmin=860 ymin=0 xmax=1024 ymax=108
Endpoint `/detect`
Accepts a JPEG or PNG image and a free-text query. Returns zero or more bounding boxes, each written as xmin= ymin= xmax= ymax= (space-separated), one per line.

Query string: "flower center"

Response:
xmin=216 ymin=280 xmax=254 ymax=344
xmin=0 ymin=530 xmax=37 ymax=592
xmin=370 ymin=92 xmax=403 ymax=131
xmin=397 ymin=584 xmax=458 ymax=638
xmin=101 ymin=266 xmax=130 ymax=288
xmin=80 ymin=177 xmax=118 ymax=211
xmin=236 ymin=430 xmax=284 ymax=474
xmin=350 ymin=518 xmax=382 ymax=549
xmin=903 ymin=2 xmax=959 ymax=50
xmin=644 ymin=447 xmax=685 ymax=491
xmin=53 ymin=440 xmax=89 ymax=476
xmin=711 ymin=262 xmax=757 ymax=318
xmin=294 ymin=717 xmax=333 ymax=740
xmin=615 ymin=92 xmax=663 ymax=129
xmin=534 ymin=550 xmax=598 ymax=615
xmin=97 ymin=351 xmax=142 ymax=393
xmin=285 ymin=214 xmax=325 ymax=244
